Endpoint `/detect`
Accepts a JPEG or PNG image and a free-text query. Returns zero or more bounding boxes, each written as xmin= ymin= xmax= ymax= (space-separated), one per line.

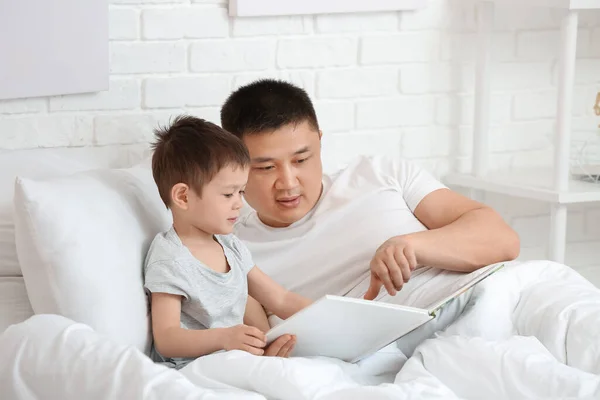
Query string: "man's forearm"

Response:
xmin=406 ymin=207 xmax=520 ymax=272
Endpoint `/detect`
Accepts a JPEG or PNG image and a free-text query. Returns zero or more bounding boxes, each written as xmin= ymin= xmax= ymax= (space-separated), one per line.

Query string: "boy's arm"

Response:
xmin=244 ymin=295 xmax=298 ymax=358
xmin=247 ymin=267 xmax=313 ymax=320
xmin=151 ymin=293 xmax=266 ymax=357
xmin=244 ymin=295 xmax=271 ymax=333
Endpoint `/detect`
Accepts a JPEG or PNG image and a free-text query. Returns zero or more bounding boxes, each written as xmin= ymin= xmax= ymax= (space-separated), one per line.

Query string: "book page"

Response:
xmin=266 ymin=295 xmax=432 ymax=362
xmin=424 ymin=262 xmax=505 ymax=314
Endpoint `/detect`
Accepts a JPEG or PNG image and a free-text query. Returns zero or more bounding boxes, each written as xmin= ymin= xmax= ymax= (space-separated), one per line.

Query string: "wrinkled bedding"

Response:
xmin=2 ymin=260 xmax=600 ymax=400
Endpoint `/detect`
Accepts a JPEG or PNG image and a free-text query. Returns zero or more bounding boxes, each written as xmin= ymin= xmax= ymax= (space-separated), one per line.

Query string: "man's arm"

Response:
xmin=364 ymin=188 xmax=520 ymax=300
xmin=406 ymin=188 xmax=520 ymax=272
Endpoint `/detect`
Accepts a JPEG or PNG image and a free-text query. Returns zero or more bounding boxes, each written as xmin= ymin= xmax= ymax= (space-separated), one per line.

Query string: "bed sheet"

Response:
xmin=1 ymin=260 xmax=600 ymax=399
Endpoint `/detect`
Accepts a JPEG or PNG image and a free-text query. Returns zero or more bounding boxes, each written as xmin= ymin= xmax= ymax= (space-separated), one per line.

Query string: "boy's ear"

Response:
xmin=171 ymin=183 xmax=190 ymax=210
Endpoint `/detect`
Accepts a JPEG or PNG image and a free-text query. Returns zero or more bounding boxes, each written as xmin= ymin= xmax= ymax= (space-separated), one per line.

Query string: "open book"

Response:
xmin=265 ymin=262 xmax=505 ymax=363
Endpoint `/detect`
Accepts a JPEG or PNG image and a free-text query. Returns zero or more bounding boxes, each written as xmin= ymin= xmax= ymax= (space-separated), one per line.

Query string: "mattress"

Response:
xmin=0 ymin=277 xmax=33 ymax=333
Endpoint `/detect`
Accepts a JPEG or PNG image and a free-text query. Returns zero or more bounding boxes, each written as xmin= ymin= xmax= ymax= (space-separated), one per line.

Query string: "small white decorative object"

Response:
xmin=595 ymin=92 xmax=600 ymax=126
xmin=570 ymin=92 xmax=600 ymax=183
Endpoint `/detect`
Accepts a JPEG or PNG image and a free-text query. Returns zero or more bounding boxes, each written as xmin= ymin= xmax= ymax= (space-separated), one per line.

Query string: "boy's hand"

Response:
xmin=264 ymin=334 xmax=296 ymax=358
xmin=222 ymin=324 xmax=267 ymax=356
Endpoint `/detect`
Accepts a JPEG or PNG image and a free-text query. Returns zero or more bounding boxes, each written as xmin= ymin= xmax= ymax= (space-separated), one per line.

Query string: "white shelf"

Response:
xmin=446 ymin=1 xmax=600 ymax=264
xmin=482 ymin=0 xmax=600 ymax=10
xmin=445 ymin=168 xmax=600 ymax=204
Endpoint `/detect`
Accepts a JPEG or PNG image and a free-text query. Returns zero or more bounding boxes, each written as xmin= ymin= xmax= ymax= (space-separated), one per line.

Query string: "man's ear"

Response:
xmin=171 ymin=183 xmax=190 ymax=210
xmin=318 ymin=130 xmax=323 ymax=140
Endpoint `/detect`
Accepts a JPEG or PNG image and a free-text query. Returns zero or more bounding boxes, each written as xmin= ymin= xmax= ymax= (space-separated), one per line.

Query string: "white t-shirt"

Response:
xmin=234 ymin=156 xmax=457 ymax=308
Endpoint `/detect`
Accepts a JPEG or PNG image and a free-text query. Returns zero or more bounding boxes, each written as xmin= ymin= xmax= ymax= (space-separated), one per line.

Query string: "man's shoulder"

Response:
xmin=329 ymin=155 xmax=414 ymax=176
xmin=328 ymin=155 xmax=414 ymax=186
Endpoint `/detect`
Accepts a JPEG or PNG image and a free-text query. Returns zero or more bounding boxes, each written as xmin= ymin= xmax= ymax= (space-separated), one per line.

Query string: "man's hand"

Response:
xmin=263 ymin=334 xmax=296 ymax=358
xmin=364 ymin=236 xmax=417 ymax=300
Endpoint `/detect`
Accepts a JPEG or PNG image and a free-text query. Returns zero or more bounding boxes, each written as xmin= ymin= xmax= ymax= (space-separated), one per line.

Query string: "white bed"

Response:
xmin=1 ymin=147 xmax=600 ymax=400
xmin=0 ymin=277 xmax=33 ymax=333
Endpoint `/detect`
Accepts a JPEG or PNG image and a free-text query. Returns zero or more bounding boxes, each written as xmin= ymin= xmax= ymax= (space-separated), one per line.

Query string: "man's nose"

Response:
xmin=275 ymin=164 xmax=298 ymax=190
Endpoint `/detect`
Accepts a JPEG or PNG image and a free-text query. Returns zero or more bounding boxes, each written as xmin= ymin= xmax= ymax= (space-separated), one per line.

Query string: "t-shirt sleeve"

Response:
xmin=228 ymin=235 xmax=256 ymax=275
xmin=144 ymin=260 xmax=190 ymax=300
xmin=389 ymin=158 xmax=448 ymax=212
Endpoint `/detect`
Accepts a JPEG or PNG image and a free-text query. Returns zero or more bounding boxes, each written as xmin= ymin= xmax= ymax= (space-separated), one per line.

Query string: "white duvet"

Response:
xmin=2 ymin=260 xmax=600 ymax=400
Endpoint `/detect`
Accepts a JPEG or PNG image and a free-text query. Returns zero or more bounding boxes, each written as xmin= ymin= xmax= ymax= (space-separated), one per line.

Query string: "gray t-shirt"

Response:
xmin=143 ymin=226 xmax=255 ymax=368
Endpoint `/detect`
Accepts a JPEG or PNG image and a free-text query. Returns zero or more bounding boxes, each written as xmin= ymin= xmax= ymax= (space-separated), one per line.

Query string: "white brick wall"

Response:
xmin=441 ymin=33 xmax=517 ymax=63
xmin=315 ymin=13 xmax=397 ymax=33
xmin=356 ymin=97 xmax=436 ymax=129
xmin=49 ymin=79 xmax=140 ymax=111
xmin=191 ymin=40 xmax=275 ymax=72
xmin=142 ymin=7 xmax=229 ymax=39
xmin=316 ymin=68 xmax=397 ymax=98
xmin=93 ymin=114 xmax=159 ymax=145
xmin=0 ymin=98 xmax=46 ymax=114
xmin=109 ymin=8 xmax=139 ymax=40
xmin=361 ymin=32 xmax=440 ymax=64
xmin=1 ymin=0 xmax=600 ymax=281
xmin=399 ymin=63 xmax=458 ymax=94
xmin=313 ymin=101 xmax=355 ymax=133
xmin=278 ymin=37 xmax=357 ymax=68
xmin=0 ymin=116 xmax=93 ymax=149
xmin=233 ymin=16 xmax=309 ymax=37
xmin=110 ymin=42 xmax=187 ymax=73
xmin=513 ymin=91 xmax=557 ymax=120
xmin=143 ymin=76 xmax=231 ymax=108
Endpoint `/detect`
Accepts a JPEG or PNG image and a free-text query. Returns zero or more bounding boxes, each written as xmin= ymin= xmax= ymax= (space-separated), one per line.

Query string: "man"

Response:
xmin=221 ymin=79 xmax=520 ymax=357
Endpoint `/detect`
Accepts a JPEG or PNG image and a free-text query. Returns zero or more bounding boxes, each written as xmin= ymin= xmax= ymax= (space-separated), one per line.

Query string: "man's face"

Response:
xmin=242 ymin=120 xmax=323 ymax=228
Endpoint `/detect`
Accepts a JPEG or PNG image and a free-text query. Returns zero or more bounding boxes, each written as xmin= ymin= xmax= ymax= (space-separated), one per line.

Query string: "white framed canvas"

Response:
xmin=229 ymin=0 xmax=428 ymax=17
xmin=0 ymin=0 xmax=109 ymax=100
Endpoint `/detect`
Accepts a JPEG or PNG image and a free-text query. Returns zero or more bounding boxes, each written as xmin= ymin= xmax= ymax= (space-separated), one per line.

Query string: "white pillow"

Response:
xmin=0 ymin=150 xmax=91 ymax=277
xmin=13 ymin=165 xmax=171 ymax=354
xmin=0 ymin=145 xmax=150 ymax=277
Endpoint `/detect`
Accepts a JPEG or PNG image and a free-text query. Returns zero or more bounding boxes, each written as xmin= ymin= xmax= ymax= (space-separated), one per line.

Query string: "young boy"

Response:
xmin=143 ymin=115 xmax=312 ymax=369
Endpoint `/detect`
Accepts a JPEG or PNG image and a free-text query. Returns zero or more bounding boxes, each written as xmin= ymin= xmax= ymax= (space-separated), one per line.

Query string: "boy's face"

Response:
xmin=241 ymin=120 xmax=323 ymax=228
xmin=185 ymin=164 xmax=248 ymax=235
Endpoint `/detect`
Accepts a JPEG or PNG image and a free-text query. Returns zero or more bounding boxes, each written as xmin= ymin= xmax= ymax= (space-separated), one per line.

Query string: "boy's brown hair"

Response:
xmin=151 ymin=115 xmax=250 ymax=208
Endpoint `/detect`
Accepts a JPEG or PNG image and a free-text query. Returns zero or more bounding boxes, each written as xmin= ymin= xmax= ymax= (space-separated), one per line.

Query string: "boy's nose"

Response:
xmin=233 ymin=197 xmax=243 ymax=210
